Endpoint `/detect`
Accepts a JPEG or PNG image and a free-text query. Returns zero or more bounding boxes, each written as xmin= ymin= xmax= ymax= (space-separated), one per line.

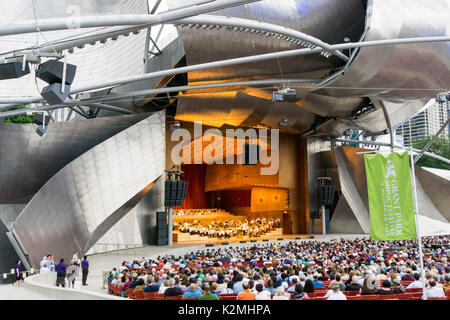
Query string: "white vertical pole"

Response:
xmin=61 ymin=56 xmax=67 ymax=93
xmin=321 ymin=205 xmax=326 ymax=235
xmin=409 ymin=146 xmax=426 ymax=300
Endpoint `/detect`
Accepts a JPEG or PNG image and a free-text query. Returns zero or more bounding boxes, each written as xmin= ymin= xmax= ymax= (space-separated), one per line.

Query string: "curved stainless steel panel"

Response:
xmin=415 ymin=166 xmax=450 ymax=223
xmin=175 ymin=91 xmax=317 ymax=133
xmin=316 ymin=0 xmax=450 ymax=101
xmin=11 ymin=112 xmax=166 ymax=268
xmin=330 ymin=196 xmax=365 ymax=234
xmin=166 ymin=0 xmax=365 ymax=83
xmin=334 ymin=148 xmax=370 ymax=233
xmin=0 ymin=219 xmax=20 ymax=274
xmin=0 ymin=114 xmax=148 ymax=203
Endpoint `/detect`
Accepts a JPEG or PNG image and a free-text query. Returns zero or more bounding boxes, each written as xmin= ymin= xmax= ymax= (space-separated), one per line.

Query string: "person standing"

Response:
xmin=55 ymin=259 xmax=67 ymax=287
xmin=14 ymin=260 xmax=22 ymax=287
xmin=66 ymin=261 xmax=77 ymax=289
xmin=72 ymin=251 xmax=80 ymax=279
xmin=40 ymin=256 xmax=49 ymax=273
xmin=81 ymin=255 xmax=89 ymax=286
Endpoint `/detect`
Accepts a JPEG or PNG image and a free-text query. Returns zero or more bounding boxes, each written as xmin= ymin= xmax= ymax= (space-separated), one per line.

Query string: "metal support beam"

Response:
xmin=379 ymin=100 xmax=395 ymax=152
xmin=0 ymin=0 xmax=261 ymax=36
xmin=334 ymin=138 xmax=450 ymax=165
xmin=1 ymin=36 xmax=450 ymax=106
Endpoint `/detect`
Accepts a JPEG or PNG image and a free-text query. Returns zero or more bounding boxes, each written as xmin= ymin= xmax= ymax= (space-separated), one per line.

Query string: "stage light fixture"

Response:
xmin=272 ymin=88 xmax=297 ymax=102
xmin=170 ymin=121 xmax=181 ymax=132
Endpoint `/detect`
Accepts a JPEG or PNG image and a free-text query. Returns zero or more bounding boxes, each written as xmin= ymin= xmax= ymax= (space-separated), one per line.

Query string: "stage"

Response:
xmin=174 ymin=231 xmax=313 ymax=245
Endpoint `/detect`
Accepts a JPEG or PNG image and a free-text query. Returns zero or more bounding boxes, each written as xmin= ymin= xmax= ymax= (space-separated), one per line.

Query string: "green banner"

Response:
xmin=364 ymin=152 xmax=416 ymax=241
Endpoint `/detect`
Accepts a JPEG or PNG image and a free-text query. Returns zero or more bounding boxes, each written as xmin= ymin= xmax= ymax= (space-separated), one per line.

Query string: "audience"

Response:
xmin=106 ymin=236 xmax=449 ymax=300
xmin=199 ymin=284 xmax=219 ymax=300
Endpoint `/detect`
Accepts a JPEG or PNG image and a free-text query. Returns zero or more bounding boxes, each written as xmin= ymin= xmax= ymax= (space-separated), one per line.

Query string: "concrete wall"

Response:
xmin=23 ymin=272 xmax=124 ymax=300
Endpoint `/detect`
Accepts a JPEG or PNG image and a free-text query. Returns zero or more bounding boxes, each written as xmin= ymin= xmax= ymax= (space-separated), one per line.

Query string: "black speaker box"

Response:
xmin=36 ymin=126 xmax=48 ymax=137
xmin=41 ymin=83 xmax=71 ymax=104
xmin=33 ymin=113 xmax=51 ymax=126
xmin=0 ymin=62 xmax=30 ymax=80
xmin=36 ymin=60 xmax=77 ymax=85
xmin=156 ymin=211 xmax=168 ymax=246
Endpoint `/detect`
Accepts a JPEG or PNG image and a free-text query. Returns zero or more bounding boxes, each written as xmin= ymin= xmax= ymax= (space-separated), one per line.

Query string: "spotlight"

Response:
xmin=33 ymin=113 xmax=51 ymax=137
xmin=272 ymin=88 xmax=297 ymax=102
xmin=278 ymin=117 xmax=288 ymax=127
xmin=0 ymin=61 xmax=30 ymax=80
xmin=170 ymin=121 xmax=181 ymax=132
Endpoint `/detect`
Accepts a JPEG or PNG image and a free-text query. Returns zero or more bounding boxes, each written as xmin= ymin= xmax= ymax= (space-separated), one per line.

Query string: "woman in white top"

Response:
xmin=272 ymin=286 xmax=289 ymax=300
xmin=158 ymin=279 xmax=170 ymax=294
xmin=255 ymin=284 xmax=271 ymax=300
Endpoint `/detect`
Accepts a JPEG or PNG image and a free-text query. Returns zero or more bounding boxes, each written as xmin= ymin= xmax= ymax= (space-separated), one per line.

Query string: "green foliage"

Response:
xmin=411 ymin=135 xmax=450 ymax=170
xmin=3 ymin=105 xmax=33 ymax=123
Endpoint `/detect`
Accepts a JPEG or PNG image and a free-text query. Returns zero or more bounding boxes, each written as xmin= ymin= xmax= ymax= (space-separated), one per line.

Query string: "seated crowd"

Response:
xmin=174 ymin=209 xmax=227 ymax=217
xmin=175 ymin=217 xmax=281 ymax=239
xmin=107 ymin=236 xmax=450 ymax=300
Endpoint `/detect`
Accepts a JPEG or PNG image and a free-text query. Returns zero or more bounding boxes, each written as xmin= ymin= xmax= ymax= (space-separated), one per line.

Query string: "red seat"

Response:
xmin=395 ymin=293 xmax=411 ymax=300
xmin=343 ymin=291 xmax=360 ymax=296
xmin=134 ymin=290 xmax=144 ymax=300
xmin=182 ymin=297 xmax=199 ymax=300
xmin=166 ymin=295 xmax=183 ymax=300
xmin=428 ymin=297 xmax=447 ymax=300
xmin=155 ymin=293 xmax=166 ymax=300
xmin=221 ymin=295 xmax=238 ymax=300
xmin=144 ymin=292 xmax=157 ymax=300
xmin=360 ymin=295 xmax=377 ymax=300
xmin=347 ymin=295 xmax=361 ymax=300
xmin=445 ymin=291 xmax=450 ymax=297
xmin=311 ymin=296 xmax=328 ymax=300
xmin=406 ymin=288 xmax=422 ymax=293
xmin=377 ymin=294 xmax=397 ymax=300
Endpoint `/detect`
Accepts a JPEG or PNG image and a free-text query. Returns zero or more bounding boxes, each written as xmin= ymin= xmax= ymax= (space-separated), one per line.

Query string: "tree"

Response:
xmin=411 ymin=135 xmax=450 ymax=170
xmin=3 ymin=106 xmax=33 ymax=124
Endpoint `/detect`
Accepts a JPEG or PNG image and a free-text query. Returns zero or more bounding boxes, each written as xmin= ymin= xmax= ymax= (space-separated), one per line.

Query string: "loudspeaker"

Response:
xmin=250 ymin=240 xmax=257 ymax=243
xmin=33 ymin=113 xmax=51 ymax=126
xmin=0 ymin=62 xmax=30 ymax=80
xmin=319 ymin=185 xmax=335 ymax=206
xmin=221 ymin=242 xmax=229 ymax=245
xmin=36 ymin=60 xmax=77 ymax=85
xmin=156 ymin=211 xmax=168 ymax=246
xmin=262 ymin=239 xmax=269 ymax=242
xmin=41 ymin=83 xmax=71 ymax=104
xmin=36 ymin=125 xmax=48 ymax=137
xmin=240 ymin=241 xmax=247 ymax=243
xmin=277 ymin=238 xmax=284 ymax=241
xmin=205 ymin=244 xmax=214 ymax=247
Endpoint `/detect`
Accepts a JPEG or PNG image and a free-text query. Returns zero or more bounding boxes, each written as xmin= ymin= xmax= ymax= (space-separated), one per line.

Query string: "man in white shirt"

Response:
xmin=426 ymin=280 xmax=445 ymax=299
xmin=406 ymin=273 xmax=423 ymax=289
xmin=255 ymin=283 xmax=271 ymax=300
xmin=326 ymin=283 xmax=347 ymax=300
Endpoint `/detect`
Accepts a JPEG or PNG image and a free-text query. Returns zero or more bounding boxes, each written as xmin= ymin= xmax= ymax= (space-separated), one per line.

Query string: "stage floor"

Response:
xmin=174 ymin=233 xmax=313 ymax=245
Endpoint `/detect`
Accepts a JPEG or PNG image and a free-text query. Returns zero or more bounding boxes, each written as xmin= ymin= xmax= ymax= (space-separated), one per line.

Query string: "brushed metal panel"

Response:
xmin=415 ymin=166 xmax=450 ymax=222
xmin=330 ymin=196 xmax=365 ymax=234
xmin=11 ymin=111 xmax=166 ymax=268
xmin=334 ymin=147 xmax=370 ymax=233
xmin=0 ymin=219 xmax=20 ymax=274
xmin=316 ymin=0 xmax=450 ymax=101
xmin=166 ymin=0 xmax=365 ymax=83
xmin=0 ymin=114 xmax=148 ymax=203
